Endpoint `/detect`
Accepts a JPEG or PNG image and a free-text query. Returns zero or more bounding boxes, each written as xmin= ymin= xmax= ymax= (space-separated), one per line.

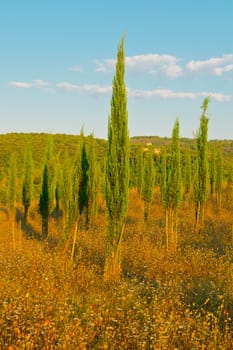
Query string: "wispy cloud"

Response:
xmin=57 ymin=81 xmax=231 ymax=102
xmin=96 ymin=54 xmax=183 ymax=78
xmin=128 ymin=88 xmax=231 ymax=102
xmin=10 ymin=81 xmax=33 ymax=88
xmin=10 ymin=79 xmax=54 ymax=92
xmin=69 ymin=65 xmax=83 ymax=72
xmin=33 ymin=79 xmax=48 ymax=87
xmin=186 ymin=54 xmax=233 ymax=76
xmin=96 ymin=53 xmax=233 ymax=78
xmin=57 ymin=82 xmax=112 ymax=95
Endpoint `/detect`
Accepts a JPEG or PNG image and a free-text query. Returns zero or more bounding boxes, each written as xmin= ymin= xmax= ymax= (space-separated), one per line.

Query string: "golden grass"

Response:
xmin=0 ymin=189 xmax=233 ymax=349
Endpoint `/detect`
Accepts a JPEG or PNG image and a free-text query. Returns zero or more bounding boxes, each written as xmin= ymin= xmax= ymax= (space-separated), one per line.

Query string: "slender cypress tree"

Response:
xmin=142 ymin=149 xmax=155 ymax=221
xmin=7 ymin=154 xmax=17 ymax=250
xmin=87 ymin=134 xmax=97 ymax=225
xmin=104 ymin=36 xmax=129 ymax=281
xmin=184 ymin=148 xmax=192 ymax=196
xmin=136 ymin=147 xmax=144 ymax=199
xmin=216 ymin=143 xmax=223 ymax=210
xmin=226 ymin=166 xmax=233 ymax=206
xmin=39 ymin=137 xmax=56 ymax=239
xmin=194 ymin=97 xmax=210 ymax=233
xmin=22 ymin=145 xmax=33 ymax=221
xmin=60 ymin=150 xmax=72 ymax=238
xmin=79 ymin=137 xmax=89 ymax=219
xmin=210 ymin=149 xmax=216 ymax=196
xmin=39 ymin=164 xmax=49 ymax=239
xmin=7 ymin=154 xmax=17 ymax=215
xmin=161 ymin=119 xmax=182 ymax=250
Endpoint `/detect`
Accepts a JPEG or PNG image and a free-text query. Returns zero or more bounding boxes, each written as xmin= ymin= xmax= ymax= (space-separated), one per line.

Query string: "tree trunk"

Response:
xmin=41 ymin=215 xmax=49 ymax=240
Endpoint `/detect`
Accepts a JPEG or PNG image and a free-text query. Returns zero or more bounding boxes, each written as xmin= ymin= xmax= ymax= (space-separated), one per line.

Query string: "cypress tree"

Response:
xmin=184 ymin=148 xmax=192 ymax=196
xmin=7 ymin=153 xmax=17 ymax=250
xmin=160 ymin=148 xmax=168 ymax=209
xmin=7 ymin=153 xmax=17 ymax=215
xmin=216 ymin=143 xmax=223 ymax=210
xmin=79 ymin=136 xmax=89 ymax=220
xmin=194 ymin=97 xmax=209 ymax=233
xmin=136 ymin=147 xmax=144 ymax=199
xmin=226 ymin=166 xmax=233 ymax=206
xmin=161 ymin=119 xmax=182 ymax=250
xmin=39 ymin=164 xmax=49 ymax=239
xmin=87 ymin=134 xmax=97 ymax=225
xmin=39 ymin=136 xmax=56 ymax=239
xmin=104 ymin=36 xmax=129 ymax=281
xmin=60 ymin=150 xmax=73 ymax=238
xmin=22 ymin=145 xmax=33 ymax=221
xmin=210 ymin=149 xmax=216 ymax=196
xmin=142 ymin=149 xmax=155 ymax=221
xmin=70 ymin=143 xmax=81 ymax=227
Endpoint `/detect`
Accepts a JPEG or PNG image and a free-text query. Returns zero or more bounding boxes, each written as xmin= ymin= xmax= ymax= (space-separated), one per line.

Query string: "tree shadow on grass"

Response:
xmin=15 ymin=208 xmax=42 ymax=241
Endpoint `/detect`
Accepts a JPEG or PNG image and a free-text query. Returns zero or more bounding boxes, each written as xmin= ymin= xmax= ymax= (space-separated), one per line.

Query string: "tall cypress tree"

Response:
xmin=194 ymin=97 xmax=210 ymax=233
xmin=209 ymin=148 xmax=216 ymax=196
xmin=39 ymin=164 xmax=49 ymax=239
xmin=39 ymin=136 xmax=56 ymax=239
xmin=7 ymin=153 xmax=17 ymax=215
xmin=60 ymin=150 xmax=72 ymax=238
xmin=79 ymin=136 xmax=89 ymax=219
xmin=161 ymin=119 xmax=182 ymax=250
xmin=136 ymin=147 xmax=144 ymax=199
xmin=184 ymin=148 xmax=192 ymax=196
xmin=22 ymin=145 xmax=33 ymax=221
xmin=87 ymin=134 xmax=97 ymax=225
xmin=104 ymin=36 xmax=129 ymax=281
xmin=142 ymin=149 xmax=155 ymax=222
xmin=216 ymin=143 xmax=223 ymax=210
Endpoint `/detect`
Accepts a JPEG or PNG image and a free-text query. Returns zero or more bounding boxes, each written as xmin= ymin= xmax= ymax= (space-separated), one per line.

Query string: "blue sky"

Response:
xmin=0 ymin=0 xmax=232 ymax=140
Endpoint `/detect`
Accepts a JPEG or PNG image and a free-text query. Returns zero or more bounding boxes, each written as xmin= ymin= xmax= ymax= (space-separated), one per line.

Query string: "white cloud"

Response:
xmin=33 ymin=79 xmax=48 ymax=87
xmin=128 ymin=88 xmax=231 ymax=102
xmin=95 ymin=59 xmax=115 ymax=73
xmin=57 ymin=81 xmax=231 ymax=102
xmin=57 ymin=82 xmax=112 ymax=95
xmin=96 ymin=54 xmax=183 ymax=78
xmin=69 ymin=65 xmax=83 ymax=72
xmin=10 ymin=81 xmax=33 ymax=88
xmin=213 ymin=64 xmax=233 ymax=76
xmin=10 ymin=79 xmax=53 ymax=92
xmin=198 ymin=91 xmax=231 ymax=102
xmin=56 ymin=82 xmax=78 ymax=91
xmin=186 ymin=54 xmax=233 ymax=76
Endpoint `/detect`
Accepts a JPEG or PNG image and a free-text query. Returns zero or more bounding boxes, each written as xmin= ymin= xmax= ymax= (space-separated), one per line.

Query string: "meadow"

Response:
xmin=1 ymin=187 xmax=233 ymax=349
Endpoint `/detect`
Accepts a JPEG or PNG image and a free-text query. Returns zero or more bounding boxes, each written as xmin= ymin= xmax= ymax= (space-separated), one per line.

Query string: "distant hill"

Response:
xmin=0 ymin=133 xmax=233 ymax=182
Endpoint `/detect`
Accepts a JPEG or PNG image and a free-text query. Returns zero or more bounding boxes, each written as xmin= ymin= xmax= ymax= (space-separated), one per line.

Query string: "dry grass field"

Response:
xmin=0 ymin=188 xmax=233 ymax=349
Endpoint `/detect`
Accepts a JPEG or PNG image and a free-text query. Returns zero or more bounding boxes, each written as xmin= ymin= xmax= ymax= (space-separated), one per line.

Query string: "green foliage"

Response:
xmin=7 ymin=153 xmax=17 ymax=213
xmin=39 ymin=164 xmax=49 ymax=219
xmin=194 ymin=97 xmax=210 ymax=230
xmin=184 ymin=148 xmax=191 ymax=195
xmin=87 ymin=134 xmax=98 ymax=224
xmin=142 ymin=150 xmax=155 ymax=221
xmin=79 ymin=137 xmax=89 ymax=217
xmin=210 ymin=149 xmax=217 ymax=195
xmin=160 ymin=119 xmax=181 ymax=250
xmin=39 ymin=137 xmax=57 ymax=239
xmin=104 ymin=36 xmax=130 ymax=280
xmin=136 ymin=147 xmax=144 ymax=198
xmin=22 ymin=145 xmax=33 ymax=220
xmin=167 ymin=119 xmax=182 ymax=209
xmin=216 ymin=143 xmax=223 ymax=209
